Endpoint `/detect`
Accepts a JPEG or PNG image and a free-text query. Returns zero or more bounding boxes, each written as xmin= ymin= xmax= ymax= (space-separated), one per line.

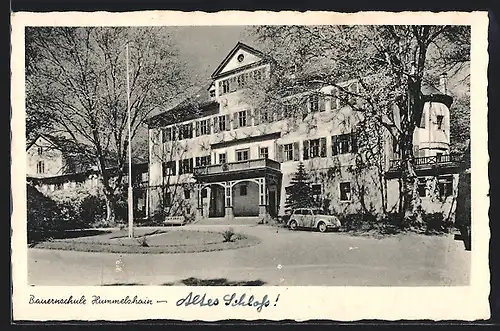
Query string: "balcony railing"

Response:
xmin=389 ymin=153 xmax=464 ymax=171
xmin=193 ymin=158 xmax=281 ymax=176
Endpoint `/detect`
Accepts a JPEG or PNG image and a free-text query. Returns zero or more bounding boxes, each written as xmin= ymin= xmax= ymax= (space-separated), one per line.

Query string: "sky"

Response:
xmin=167 ymin=26 xmax=259 ymax=86
xmin=163 ymin=26 xmax=469 ymax=100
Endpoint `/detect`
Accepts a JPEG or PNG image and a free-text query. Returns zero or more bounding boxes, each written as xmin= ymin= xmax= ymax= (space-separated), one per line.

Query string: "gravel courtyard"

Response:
xmin=28 ymin=225 xmax=470 ymax=286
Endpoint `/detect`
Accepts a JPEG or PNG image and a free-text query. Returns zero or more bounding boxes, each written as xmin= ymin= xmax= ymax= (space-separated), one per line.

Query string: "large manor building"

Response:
xmin=146 ymin=42 xmax=463 ymax=224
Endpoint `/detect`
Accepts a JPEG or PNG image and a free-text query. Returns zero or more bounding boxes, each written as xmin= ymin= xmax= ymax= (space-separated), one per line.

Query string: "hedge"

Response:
xmin=27 ymin=184 xmax=117 ymax=242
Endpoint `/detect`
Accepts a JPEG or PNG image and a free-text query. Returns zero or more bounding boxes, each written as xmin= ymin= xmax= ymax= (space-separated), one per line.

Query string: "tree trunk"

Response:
xmin=378 ymin=170 xmax=387 ymax=216
xmin=400 ymin=160 xmax=424 ymax=228
xmin=103 ymin=190 xmax=117 ymax=225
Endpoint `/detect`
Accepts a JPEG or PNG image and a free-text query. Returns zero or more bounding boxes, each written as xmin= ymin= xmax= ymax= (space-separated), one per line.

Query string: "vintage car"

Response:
xmin=287 ymin=208 xmax=342 ymax=233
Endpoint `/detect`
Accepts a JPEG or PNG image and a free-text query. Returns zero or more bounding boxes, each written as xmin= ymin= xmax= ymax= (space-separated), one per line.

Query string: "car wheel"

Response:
xmin=289 ymin=220 xmax=298 ymax=231
xmin=317 ymin=222 xmax=327 ymax=233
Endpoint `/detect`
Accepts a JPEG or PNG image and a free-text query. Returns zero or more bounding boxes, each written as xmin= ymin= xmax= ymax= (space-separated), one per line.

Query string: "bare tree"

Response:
xmin=245 ymin=25 xmax=470 ymax=227
xmin=26 ymin=27 xmax=190 ymax=223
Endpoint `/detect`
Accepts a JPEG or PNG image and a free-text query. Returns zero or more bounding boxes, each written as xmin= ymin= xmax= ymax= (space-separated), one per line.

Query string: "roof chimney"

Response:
xmin=439 ymin=73 xmax=448 ymax=95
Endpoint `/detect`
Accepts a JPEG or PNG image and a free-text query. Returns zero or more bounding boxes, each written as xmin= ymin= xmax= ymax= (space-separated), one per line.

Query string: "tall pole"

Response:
xmin=126 ymin=42 xmax=134 ymax=239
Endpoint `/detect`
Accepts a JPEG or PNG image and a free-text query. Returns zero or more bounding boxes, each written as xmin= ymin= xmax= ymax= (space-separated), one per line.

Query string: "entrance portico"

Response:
xmin=193 ymin=158 xmax=282 ymax=223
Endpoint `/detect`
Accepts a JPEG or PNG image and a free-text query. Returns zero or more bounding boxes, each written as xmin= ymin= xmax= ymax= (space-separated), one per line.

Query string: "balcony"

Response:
xmin=386 ymin=153 xmax=464 ymax=179
xmin=193 ymin=158 xmax=282 ymax=183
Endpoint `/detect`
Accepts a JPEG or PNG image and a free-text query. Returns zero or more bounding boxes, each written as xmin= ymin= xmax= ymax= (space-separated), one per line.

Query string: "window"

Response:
xmin=438 ymin=175 xmax=453 ymax=198
xmin=339 ymin=182 xmax=351 ymax=201
xmin=239 ymin=184 xmax=247 ymax=196
xmin=304 ymin=138 xmax=326 ymax=159
xmin=184 ymin=189 xmax=191 ymax=199
xmin=237 ymin=73 xmax=246 ymax=88
xmin=436 ymin=115 xmax=444 ymax=130
xmin=418 ymin=178 xmax=427 ymax=197
xmin=36 ymin=161 xmax=45 ymax=174
xmin=195 ymin=155 xmax=211 ymax=167
xmin=312 ymin=184 xmax=322 ymax=196
xmin=163 ymin=161 xmax=176 ymax=177
xmin=236 ymin=148 xmax=250 ymax=161
xmin=179 ymin=158 xmax=194 ymax=174
xmin=209 ymin=89 xmax=216 ymax=98
xmin=392 ymin=136 xmax=400 ymax=156
xmin=179 ymin=123 xmax=193 ymax=140
xmin=279 ymin=142 xmax=299 ymax=162
xmin=309 ymin=94 xmax=319 ymax=113
xmin=214 ymin=115 xmax=229 ymax=133
xmin=257 ymin=110 xmax=270 ymax=124
xmin=197 ymin=119 xmax=210 ymax=136
xmin=218 ymin=153 xmax=227 ymax=164
xmin=238 ymin=110 xmax=247 ymax=127
xmin=283 ymin=143 xmax=294 ymax=161
xmin=37 ymin=147 xmax=43 ymax=155
xmin=162 ymin=127 xmax=172 ymax=142
xmin=219 ymin=115 xmax=227 ymax=131
xmin=228 ymin=77 xmax=237 ymax=92
xmin=221 ymin=80 xmax=230 ymax=95
xmin=201 ymin=188 xmax=208 ymax=198
xmin=259 ymin=147 xmax=269 ymax=159
xmin=332 ymin=133 xmax=357 ymax=155
xmin=338 ymin=135 xmax=351 ymax=154
xmin=55 ymin=183 xmax=63 ymax=190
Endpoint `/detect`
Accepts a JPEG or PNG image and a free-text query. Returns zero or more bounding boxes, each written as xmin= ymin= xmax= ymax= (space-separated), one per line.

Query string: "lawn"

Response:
xmin=29 ymin=228 xmax=261 ymax=254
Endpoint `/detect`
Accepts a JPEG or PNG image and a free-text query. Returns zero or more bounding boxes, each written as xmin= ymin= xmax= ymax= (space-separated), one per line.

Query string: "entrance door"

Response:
xmin=209 ymin=185 xmax=225 ymax=218
xmin=269 ymin=190 xmax=277 ymax=217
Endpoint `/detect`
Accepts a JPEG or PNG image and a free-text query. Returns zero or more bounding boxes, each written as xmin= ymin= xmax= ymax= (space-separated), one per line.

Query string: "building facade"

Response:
xmin=147 ymin=42 xmax=463 ymax=224
xmin=27 ymin=134 xmax=150 ymax=219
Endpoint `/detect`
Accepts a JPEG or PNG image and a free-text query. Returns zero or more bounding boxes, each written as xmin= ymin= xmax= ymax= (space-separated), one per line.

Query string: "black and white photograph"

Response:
xmin=11 ymin=10 xmax=490 ymax=321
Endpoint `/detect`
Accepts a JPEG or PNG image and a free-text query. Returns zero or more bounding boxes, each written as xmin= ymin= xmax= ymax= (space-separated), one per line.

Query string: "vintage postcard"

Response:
xmin=11 ymin=10 xmax=490 ymax=321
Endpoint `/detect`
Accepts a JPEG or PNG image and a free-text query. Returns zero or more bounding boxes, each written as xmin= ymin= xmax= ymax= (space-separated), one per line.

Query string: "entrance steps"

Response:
xmin=193 ymin=216 xmax=261 ymax=226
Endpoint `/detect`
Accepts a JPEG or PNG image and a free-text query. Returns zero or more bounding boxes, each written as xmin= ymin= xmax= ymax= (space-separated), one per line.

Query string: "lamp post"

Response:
xmin=126 ymin=42 xmax=134 ymax=239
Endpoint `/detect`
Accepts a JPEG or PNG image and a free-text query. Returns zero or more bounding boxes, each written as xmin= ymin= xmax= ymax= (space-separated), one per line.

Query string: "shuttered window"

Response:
xmin=332 ymin=132 xmax=357 ymax=155
xmin=304 ymin=137 xmax=327 ymax=159
xmin=179 ymin=158 xmax=194 ymax=174
xmin=283 ymin=143 xmax=294 ymax=161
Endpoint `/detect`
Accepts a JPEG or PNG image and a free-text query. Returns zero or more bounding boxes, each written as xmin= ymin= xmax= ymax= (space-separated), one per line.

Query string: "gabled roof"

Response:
xmin=27 ymin=133 xmax=94 ymax=155
xmin=26 ymin=133 xmax=57 ymax=151
xmin=210 ymin=41 xmax=266 ymax=79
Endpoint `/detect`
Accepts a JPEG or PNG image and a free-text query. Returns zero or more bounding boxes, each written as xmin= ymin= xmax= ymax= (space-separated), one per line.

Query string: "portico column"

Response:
xmin=195 ymin=184 xmax=203 ymax=222
xmin=224 ymin=181 xmax=234 ymax=221
xmin=258 ymin=177 xmax=269 ymax=223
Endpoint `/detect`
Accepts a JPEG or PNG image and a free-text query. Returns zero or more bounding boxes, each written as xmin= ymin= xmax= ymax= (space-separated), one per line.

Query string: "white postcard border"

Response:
xmin=11 ymin=10 xmax=490 ymax=321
